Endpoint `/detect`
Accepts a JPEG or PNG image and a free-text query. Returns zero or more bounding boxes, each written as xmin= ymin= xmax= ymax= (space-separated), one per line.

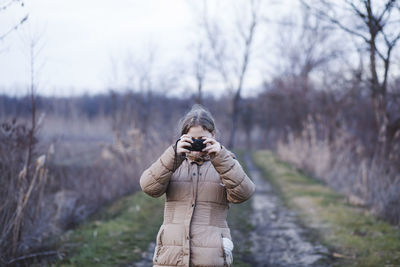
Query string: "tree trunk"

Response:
xmin=228 ymin=93 xmax=241 ymax=149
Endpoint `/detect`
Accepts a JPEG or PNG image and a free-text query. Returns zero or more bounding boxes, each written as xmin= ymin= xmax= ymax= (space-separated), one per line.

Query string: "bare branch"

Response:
xmin=376 ymin=0 xmax=397 ymax=25
xmin=0 ymin=14 xmax=28 ymax=41
xmin=0 ymin=0 xmax=22 ymax=12
xmin=300 ymin=0 xmax=370 ymax=42
xmin=345 ymin=0 xmax=368 ymax=24
xmin=202 ymin=1 xmax=233 ymax=91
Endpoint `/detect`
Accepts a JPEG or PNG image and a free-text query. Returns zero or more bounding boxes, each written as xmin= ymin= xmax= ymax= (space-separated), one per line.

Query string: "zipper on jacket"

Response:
xmin=185 ymin=163 xmax=201 ymax=264
xmin=195 ymin=164 xmax=200 ymax=204
xmin=186 ymin=164 xmax=198 ymax=246
xmin=188 ymin=165 xmax=200 ymax=241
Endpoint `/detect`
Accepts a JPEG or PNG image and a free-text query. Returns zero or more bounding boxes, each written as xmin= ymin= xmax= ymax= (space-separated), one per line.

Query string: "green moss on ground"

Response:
xmin=253 ymin=150 xmax=400 ymax=267
xmin=56 ymin=192 xmax=164 ymax=266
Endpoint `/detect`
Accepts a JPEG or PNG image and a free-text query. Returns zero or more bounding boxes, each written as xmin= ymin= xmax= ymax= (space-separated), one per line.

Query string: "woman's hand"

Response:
xmin=176 ymin=134 xmax=193 ymax=155
xmin=201 ymin=136 xmax=222 ymax=157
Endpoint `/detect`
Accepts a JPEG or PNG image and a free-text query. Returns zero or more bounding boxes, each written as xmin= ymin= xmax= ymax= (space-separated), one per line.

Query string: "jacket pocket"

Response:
xmin=157 ymin=226 xmax=165 ymax=246
xmin=154 ymin=226 xmax=165 ymax=263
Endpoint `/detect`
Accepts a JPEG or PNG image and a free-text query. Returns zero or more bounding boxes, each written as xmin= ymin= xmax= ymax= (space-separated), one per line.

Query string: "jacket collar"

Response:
xmin=186 ymin=157 xmax=210 ymax=166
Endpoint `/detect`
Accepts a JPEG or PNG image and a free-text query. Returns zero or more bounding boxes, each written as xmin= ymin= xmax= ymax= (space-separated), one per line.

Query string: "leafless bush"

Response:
xmin=0 ymin=118 xmax=49 ymax=264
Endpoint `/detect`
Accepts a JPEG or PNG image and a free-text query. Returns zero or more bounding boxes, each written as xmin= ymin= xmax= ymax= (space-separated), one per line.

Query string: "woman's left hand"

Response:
xmin=201 ymin=137 xmax=222 ymax=156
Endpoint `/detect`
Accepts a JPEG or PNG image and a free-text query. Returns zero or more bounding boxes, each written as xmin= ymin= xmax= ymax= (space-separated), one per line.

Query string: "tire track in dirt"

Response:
xmin=243 ymin=152 xmax=330 ymax=267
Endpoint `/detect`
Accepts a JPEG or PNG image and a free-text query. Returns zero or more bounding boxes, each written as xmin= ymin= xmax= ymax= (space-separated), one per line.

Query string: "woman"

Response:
xmin=140 ymin=104 xmax=256 ymax=267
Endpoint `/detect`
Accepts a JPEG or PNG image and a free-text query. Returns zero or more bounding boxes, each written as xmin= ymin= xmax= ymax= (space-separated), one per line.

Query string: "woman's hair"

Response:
xmin=177 ymin=104 xmax=217 ymax=137
xmin=172 ymin=104 xmax=218 ymax=171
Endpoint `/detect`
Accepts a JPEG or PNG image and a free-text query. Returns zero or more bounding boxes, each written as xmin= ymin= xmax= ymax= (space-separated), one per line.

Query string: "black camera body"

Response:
xmin=186 ymin=138 xmax=206 ymax=152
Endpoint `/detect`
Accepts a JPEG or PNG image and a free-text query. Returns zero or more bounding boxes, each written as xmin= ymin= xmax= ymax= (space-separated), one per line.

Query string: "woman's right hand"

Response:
xmin=176 ymin=134 xmax=192 ymax=155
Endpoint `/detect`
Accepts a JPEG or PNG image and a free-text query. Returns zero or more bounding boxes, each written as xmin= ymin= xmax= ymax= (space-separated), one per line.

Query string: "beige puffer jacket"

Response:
xmin=140 ymin=143 xmax=256 ymax=267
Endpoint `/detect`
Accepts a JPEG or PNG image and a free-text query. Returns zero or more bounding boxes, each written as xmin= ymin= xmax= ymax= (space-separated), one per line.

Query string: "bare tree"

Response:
xmin=201 ymin=0 xmax=261 ymax=149
xmin=266 ymin=3 xmax=349 ymax=146
xmin=301 ymin=0 xmax=400 ymax=154
xmin=112 ymin=47 xmax=158 ymax=140
xmin=274 ymin=5 xmax=342 ymax=93
xmin=111 ymin=47 xmax=181 ymax=143
xmin=0 ymin=0 xmax=28 ymax=41
xmin=194 ymin=41 xmax=207 ymax=105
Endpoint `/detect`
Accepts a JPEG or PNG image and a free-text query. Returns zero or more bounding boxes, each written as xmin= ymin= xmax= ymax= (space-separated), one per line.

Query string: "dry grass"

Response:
xmin=0 ymin=118 xmax=50 ymax=263
xmin=277 ymin=116 xmax=400 ymax=225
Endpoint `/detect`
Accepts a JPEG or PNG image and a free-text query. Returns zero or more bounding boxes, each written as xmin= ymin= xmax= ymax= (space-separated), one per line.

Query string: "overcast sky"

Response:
xmin=0 ymin=0 xmax=305 ymax=97
xmin=1 ymin=0 xmax=195 ymax=96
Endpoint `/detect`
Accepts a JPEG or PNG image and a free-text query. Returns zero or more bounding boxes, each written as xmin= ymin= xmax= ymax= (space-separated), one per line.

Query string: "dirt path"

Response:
xmin=243 ymin=152 xmax=330 ymax=267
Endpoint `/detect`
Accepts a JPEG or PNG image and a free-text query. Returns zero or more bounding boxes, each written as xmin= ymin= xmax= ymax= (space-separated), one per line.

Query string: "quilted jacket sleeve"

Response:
xmin=211 ymin=145 xmax=256 ymax=203
xmin=140 ymin=144 xmax=185 ymax=198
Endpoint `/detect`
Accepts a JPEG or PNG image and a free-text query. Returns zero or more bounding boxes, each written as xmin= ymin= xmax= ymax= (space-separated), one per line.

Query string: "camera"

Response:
xmin=186 ymin=138 xmax=206 ymax=152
